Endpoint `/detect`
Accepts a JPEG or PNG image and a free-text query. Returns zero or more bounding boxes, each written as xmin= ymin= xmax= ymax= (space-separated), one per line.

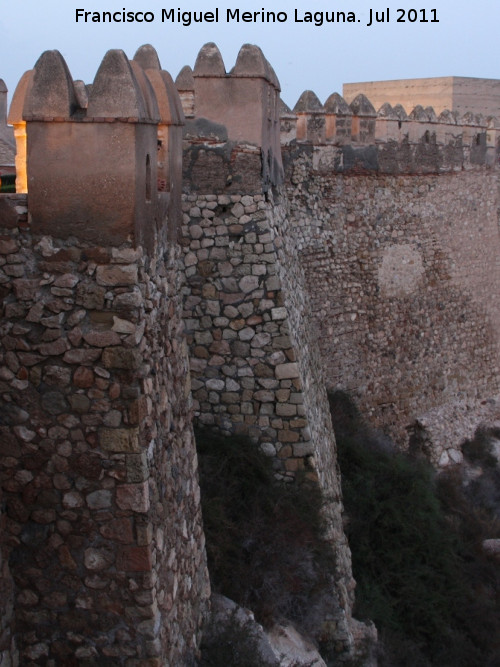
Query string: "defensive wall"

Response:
xmin=175 ymin=43 xmax=360 ymax=654
xmin=1 ymin=40 xmax=500 ymax=665
xmin=278 ymin=88 xmax=500 ymax=463
xmin=0 ymin=47 xmax=210 ymax=665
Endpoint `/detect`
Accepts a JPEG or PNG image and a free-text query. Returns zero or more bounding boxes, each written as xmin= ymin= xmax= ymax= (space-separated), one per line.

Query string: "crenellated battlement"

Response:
xmin=0 ymin=46 xmax=209 ymax=666
xmin=280 ymin=87 xmax=499 ymax=171
xmin=8 ymin=45 xmax=184 ymax=248
xmin=175 ymin=42 xmax=283 ymax=192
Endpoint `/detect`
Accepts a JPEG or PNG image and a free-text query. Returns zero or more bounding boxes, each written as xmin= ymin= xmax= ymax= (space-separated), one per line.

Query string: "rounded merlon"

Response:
xmin=325 ymin=92 xmax=352 ymax=115
xmin=133 ymin=43 xmax=162 ymax=71
xmin=23 ymin=50 xmax=77 ymax=119
xmin=7 ymin=70 xmax=33 ymax=124
xmin=175 ymin=65 xmax=195 ymax=92
xmin=193 ymin=42 xmax=226 ymax=77
xmin=87 ymin=49 xmax=149 ymax=119
xmin=294 ymin=90 xmax=324 ymax=113
xmin=349 ymin=93 xmax=377 ymax=116
xmin=232 ymin=43 xmax=276 ymax=86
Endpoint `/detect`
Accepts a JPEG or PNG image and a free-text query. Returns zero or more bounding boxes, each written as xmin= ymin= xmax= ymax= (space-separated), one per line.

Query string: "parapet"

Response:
xmin=286 ymin=90 xmax=379 ymax=146
xmin=22 ymin=50 xmax=78 ymax=119
xmin=325 ymin=93 xmax=352 ymax=143
xmin=175 ymin=65 xmax=195 ymax=117
xmin=280 ymin=87 xmax=497 ymax=171
xmin=193 ymin=41 xmax=226 ymax=77
xmin=132 ymin=44 xmax=184 ymax=239
xmin=0 ymin=79 xmax=13 ymax=140
xmin=280 ymin=98 xmax=297 ymax=145
xmin=343 ymin=76 xmax=500 ymax=118
xmin=176 ymin=42 xmax=283 ymax=191
xmin=349 ymin=94 xmax=377 ymax=143
xmin=294 ymin=91 xmax=326 ymax=143
xmin=375 ymin=102 xmax=407 ymax=142
xmin=8 ymin=45 xmax=184 ymax=246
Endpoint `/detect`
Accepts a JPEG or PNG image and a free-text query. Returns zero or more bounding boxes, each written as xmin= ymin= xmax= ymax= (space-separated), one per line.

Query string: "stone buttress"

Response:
xmin=0 ymin=46 xmax=209 ymax=665
xmin=176 ymin=43 xmax=363 ymax=655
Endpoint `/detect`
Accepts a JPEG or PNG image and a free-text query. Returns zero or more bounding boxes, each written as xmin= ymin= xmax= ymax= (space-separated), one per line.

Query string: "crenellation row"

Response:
xmin=3 ymin=41 xmax=498 ymax=206
xmin=174 ymin=42 xmax=283 ymax=190
xmin=282 ymin=89 xmax=499 ymax=148
xmin=9 ymin=47 xmax=184 ymax=125
xmin=7 ymin=45 xmax=184 ymax=249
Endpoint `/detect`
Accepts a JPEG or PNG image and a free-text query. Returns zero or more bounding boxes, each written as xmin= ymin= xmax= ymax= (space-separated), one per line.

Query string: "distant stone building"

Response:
xmin=343 ymin=76 xmax=500 ymax=117
xmin=0 ymin=80 xmax=15 ymax=176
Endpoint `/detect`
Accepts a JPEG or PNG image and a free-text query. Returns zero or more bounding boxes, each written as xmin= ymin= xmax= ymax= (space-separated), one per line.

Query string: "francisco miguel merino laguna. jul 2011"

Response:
xmin=75 ymin=8 xmax=373 ymax=26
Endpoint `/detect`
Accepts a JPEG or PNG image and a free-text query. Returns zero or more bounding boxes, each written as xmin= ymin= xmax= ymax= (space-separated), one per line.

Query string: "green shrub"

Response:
xmin=329 ymin=390 xmax=500 ymax=666
xmin=0 ymin=174 xmax=15 ymax=193
xmin=195 ymin=427 xmax=333 ymax=629
xmin=462 ymin=427 xmax=498 ymax=468
xmin=339 ymin=434 xmax=462 ymax=649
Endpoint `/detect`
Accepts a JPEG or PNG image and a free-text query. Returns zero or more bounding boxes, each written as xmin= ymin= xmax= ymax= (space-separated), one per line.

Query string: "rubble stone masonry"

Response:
xmin=0 ymin=197 xmax=209 ymax=664
xmin=0 ymin=46 xmax=210 ymax=666
xmin=178 ymin=43 xmax=364 ymax=651
xmin=284 ymin=146 xmax=500 ymax=463
xmin=180 ymin=188 xmax=357 ymax=647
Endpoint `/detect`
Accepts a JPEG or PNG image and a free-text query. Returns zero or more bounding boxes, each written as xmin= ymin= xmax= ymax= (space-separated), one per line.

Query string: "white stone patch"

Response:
xmin=267 ymin=623 xmax=327 ymax=667
xmin=378 ymin=244 xmax=424 ymax=297
xmin=260 ymin=442 xmax=277 ymax=457
xmin=490 ymin=438 xmax=500 ymax=463
xmin=271 ymin=307 xmax=287 ymax=320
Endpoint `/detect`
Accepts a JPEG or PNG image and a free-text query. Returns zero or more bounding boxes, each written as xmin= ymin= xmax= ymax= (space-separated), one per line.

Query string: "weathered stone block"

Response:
xmin=63 ymin=349 xmax=102 ymax=364
xmin=112 ymin=316 xmax=137 ymax=334
xmin=62 ymin=491 xmax=84 ymax=509
xmin=271 ymin=307 xmax=287 ymax=320
xmin=99 ymin=427 xmax=140 ymax=453
xmin=96 ymin=264 xmax=138 ymax=287
xmin=69 ymin=394 xmax=91 ymax=414
xmin=102 ymin=347 xmax=141 ymax=370
xmin=0 ymin=239 xmax=19 ymax=255
xmin=82 ymin=331 xmax=121 ymax=347
xmin=37 ymin=339 xmax=70 ymax=356
xmin=116 ymin=546 xmax=153 ymax=572
xmin=239 ymin=275 xmax=259 ymax=293
xmin=276 ymin=403 xmax=297 ymax=417
xmin=99 ymin=518 xmax=134 ymax=544
xmin=84 ymin=548 xmax=115 ymax=571
xmin=86 ymin=490 xmax=112 ymax=510
xmin=75 ymin=283 xmax=106 ymax=310
xmin=126 ymin=453 xmax=149 ymax=483
xmin=12 ymin=279 xmax=39 ymax=300
xmin=73 ymin=366 xmax=94 ymax=388
xmin=278 ymin=430 xmax=300 ymax=443
xmin=41 ymin=391 xmax=69 ymax=415
xmin=275 ymin=363 xmax=300 ymax=380
xmin=116 ymin=482 xmax=150 ymax=513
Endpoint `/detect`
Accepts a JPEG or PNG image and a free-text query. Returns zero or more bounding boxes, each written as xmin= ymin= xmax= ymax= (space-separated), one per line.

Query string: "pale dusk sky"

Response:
xmin=1 ymin=1 xmax=498 ymax=110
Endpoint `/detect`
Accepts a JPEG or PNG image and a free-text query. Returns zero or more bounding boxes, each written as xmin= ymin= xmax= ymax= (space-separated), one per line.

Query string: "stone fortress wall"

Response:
xmin=0 ymin=40 xmax=499 ymax=665
xmin=0 ymin=47 xmax=210 ymax=666
xmin=277 ymin=83 xmax=500 ymax=463
xmin=176 ymin=43 xmax=358 ymax=654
